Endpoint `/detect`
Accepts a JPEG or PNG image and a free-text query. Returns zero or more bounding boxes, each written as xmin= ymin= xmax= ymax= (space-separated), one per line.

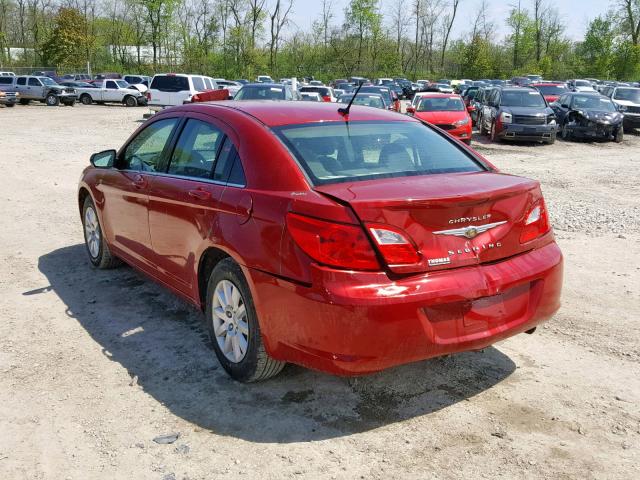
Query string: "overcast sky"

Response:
xmin=288 ymin=0 xmax=611 ymax=41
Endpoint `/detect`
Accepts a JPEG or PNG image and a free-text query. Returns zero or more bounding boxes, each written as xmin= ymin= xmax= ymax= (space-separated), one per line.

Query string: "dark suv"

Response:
xmin=479 ymin=87 xmax=557 ymax=144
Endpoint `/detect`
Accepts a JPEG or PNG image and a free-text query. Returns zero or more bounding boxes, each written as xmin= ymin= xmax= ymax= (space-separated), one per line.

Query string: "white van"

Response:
xmin=147 ymin=73 xmax=217 ymax=110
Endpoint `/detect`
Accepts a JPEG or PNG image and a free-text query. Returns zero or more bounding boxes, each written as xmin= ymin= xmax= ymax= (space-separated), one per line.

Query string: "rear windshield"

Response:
xmin=501 ymin=91 xmax=546 ymax=107
xmin=235 ymin=86 xmax=284 ymax=100
xmin=417 ymin=97 xmax=464 ymax=112
xmin=535 ymin=85 xmax=568 ymax=95
xmin=300 ymin=86 xmax=330 ymax=96
xmin=150 ymin=75 xmax=190 ymax=92
xmin=275 ymin=121 xmax=484 ymax=185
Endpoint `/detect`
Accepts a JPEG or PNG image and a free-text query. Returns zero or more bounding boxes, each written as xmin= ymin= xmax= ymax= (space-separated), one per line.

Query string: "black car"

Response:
xmin=393 ymin=77 xmax=414 ymax=99
xmin=479 ymin=87 xmax=556 ymax=144
xmin=551 ymin=92 xmax=624 ymax=142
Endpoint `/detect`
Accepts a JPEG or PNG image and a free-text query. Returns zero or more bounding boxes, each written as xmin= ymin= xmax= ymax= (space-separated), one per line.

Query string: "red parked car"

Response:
xmin=406 ymin=93 xmax=473 ymax=145
xmin=78 ymin=101 xmax=563 ymax=382
xmin=531 ymin=83 xmax=569 ymax=104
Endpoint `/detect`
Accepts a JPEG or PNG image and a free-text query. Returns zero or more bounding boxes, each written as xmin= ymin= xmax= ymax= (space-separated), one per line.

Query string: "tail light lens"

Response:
xmin=367 ymin=224 xmax=421 ymax=265
xmin=286 ymin=213 xmax=379 ymax=270
xmin=322 ymin=95 xmax=331 ymax=102
xmin=192 ymin=94 xmax=201 ymax=102
xmin=145 ymin=91 xmax=151 ymax=101
xmin=520 ymin=199 xmax=551 ymax=243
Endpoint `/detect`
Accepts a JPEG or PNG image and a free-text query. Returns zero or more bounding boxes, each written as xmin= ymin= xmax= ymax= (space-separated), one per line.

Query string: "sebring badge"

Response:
xmin=432 ymin=221 xmax=507 ymax=239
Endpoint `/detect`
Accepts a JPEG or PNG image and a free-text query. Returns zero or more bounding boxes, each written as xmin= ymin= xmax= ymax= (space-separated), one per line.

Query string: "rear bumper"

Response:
xmin=249 ymin=241 xmax=563 ymax=375
xmin=499 ymin=123 xmax=556 ymax=141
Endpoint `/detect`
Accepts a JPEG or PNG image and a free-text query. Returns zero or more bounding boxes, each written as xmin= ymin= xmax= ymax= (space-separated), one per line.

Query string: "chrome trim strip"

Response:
xmin=432 ymin=220 xmax=507 ymax=238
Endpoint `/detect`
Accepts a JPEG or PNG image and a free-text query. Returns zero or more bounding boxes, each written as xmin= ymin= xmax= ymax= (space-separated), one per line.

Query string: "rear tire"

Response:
xmin=546 ymin=133 xmax=556 ymax=145
xmin=80 ymin=94 xmax=92 ymax=105
xmin=19 ymin=98 xmax=29 ymax=105
xmin=6 ymin=103 xmax=15 ymax=107
xmin=82 ymin=196 xmax=121 ymax=269
xmin=479 ymin=115 xmax=487 ymax=135
xmin=205 ymin=258 xmax=285 ymax=382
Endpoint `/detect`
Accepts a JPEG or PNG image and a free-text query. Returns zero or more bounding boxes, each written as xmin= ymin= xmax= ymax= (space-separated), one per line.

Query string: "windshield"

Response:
xmin=235 ymin=86 xmax=284 ymax=100
xmin=536 ymin=85 xmax=568 ymax=95
xmin=275 ymin=121 xmax=484 ymax=185
xmin=501 ymin=90 xmax=546 ymax=107
xmin=613 ymin=88 xmax=640 ymax=103
xmin=571 ymin=95 xmax=617 ymax=112
xmin=417 ymin=97 xmax=464 ymax=112
xmin=41 ymin=77 xmax=56 ymax=86
xmin=116 ymin=80 xmax=129 ymax=88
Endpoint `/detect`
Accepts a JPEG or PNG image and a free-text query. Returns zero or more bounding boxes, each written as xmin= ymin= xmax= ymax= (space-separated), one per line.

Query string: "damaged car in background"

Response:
xmin=551 ymin=92 xmax=624 ymax=142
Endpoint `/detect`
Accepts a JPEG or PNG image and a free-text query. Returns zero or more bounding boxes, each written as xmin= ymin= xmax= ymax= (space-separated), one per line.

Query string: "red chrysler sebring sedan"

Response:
xmin=406 ymin=93 xmax=473 ymax=145
xmin=78 ymin=101 xmax=563 ymax=382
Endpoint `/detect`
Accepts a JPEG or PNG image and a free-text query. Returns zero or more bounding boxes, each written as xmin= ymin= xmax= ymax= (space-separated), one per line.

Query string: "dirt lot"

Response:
xmin=0 ymin=103 xmax=638 ymax=480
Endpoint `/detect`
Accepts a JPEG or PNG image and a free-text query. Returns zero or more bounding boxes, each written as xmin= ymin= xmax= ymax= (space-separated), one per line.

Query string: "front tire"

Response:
xmin=80 ymin=94 xmax=92 ymax=105
xmin=19 ymin=98 xmax=29 ymax=105
xmin=46 ymin=94 xmax=59 ymax=106
xmin=615 ymin=127 xmax=624 ymax=143
xmin=124 ymin=95 xmax=137 ymax=107
xmin=82 ymin=196 xmax=121 ymax=269
xmin=206 ymin=258 xmax=285 ymax=382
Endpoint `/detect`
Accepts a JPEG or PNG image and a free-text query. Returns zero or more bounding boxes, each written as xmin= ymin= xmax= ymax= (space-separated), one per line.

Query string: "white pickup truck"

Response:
xmin=76 ymin=80 xmax=146 ymax=107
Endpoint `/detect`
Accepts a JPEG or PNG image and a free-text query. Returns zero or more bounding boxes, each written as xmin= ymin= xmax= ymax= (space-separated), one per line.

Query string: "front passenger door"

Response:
xmin=98 ymin=117 xmax=181 ymax=267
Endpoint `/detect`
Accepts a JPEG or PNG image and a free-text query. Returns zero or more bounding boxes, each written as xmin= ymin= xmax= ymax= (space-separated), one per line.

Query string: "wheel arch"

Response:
xmin=78 ymin=186 xmax=91 ymax=217
xmin=197 ymin=246 xmax=231 ymax=310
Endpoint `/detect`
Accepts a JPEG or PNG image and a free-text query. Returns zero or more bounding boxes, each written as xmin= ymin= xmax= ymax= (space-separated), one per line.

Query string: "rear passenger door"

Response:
xmin=148 ymin=114 xmax=231 ymax=296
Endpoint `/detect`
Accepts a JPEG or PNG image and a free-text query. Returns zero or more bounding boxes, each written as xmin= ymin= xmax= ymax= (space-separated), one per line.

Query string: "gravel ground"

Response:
xmin=0 ymin=103 xmax=638 ymax=480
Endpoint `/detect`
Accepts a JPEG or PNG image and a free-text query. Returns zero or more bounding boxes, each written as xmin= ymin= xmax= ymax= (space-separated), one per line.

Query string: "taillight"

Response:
xmin=192 ymin=94 xmax=201 ymax=102
xmin=520 ymin=199 xmax=551 ymax=243
xmin=322 ymin=95 xmax=331 ymax=102
xmin=367 ymin=224 xmax=420 ymax=265
xmin=145 ymin=91 xmax=151 ymax=100
xmin=286 ymin=213 xmax=380 ymax=270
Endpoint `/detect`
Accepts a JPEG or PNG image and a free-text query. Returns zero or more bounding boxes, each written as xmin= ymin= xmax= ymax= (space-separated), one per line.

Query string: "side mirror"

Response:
xmin=406 ymin=106 xmax=415 ymax=114
xmin=618 ymin=104 xmax=627 ymax=112
xmin=90 ymin=149 xmax=116 ymax=168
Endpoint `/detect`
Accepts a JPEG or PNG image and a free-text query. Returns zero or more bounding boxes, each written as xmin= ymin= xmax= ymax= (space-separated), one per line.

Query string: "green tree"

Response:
xmin=577 ymin=15 xmax=615 ymax=78
xmin=41 ymin=8 xmax=93 ymax=69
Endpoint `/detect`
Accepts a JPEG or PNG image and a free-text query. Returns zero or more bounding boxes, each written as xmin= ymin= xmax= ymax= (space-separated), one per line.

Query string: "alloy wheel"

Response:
xmin=84 ymin=206 xmax=100 ymax=258
xmin=212 ymin=279 xmax=249 ymax=363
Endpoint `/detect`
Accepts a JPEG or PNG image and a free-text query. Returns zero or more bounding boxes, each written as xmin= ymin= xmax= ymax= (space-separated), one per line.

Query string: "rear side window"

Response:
xmin=122 ymin=118 xmax=179 ymax=172
xmin=275 ymin=121 xmax=484 ymax=186
xmin=192 ymin=76 xmax=205 ymax=91
xmin=214 ymin=139 xmax=246 ymax=186
xmin=168 ymin=119 xmax=223 ymax=179
xmin=17 ymin=77 xmax=26 ymax=85
xmin=150 ymin=75 xmax=190 ymax=92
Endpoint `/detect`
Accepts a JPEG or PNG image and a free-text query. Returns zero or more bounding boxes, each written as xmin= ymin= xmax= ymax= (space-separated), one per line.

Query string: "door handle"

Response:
xmin=188 ymin=188 xmax=211 ymax=200
xmin=131 ymin=174 xmax=147 ymax=189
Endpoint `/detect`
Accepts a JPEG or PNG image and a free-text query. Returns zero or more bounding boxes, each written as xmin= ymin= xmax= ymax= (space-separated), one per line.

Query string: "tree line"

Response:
xmin=0 ymin=0 xmax=639 ymax=81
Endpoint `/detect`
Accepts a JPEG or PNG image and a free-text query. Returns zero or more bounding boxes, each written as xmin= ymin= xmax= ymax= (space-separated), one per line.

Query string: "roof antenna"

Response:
xmin=338 ymin=81 xmax=364 ymax=119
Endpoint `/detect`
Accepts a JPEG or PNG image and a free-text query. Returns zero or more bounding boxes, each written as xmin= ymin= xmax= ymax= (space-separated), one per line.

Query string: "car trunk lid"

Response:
xmin=314 ymin=172 xmax=542 ymax=273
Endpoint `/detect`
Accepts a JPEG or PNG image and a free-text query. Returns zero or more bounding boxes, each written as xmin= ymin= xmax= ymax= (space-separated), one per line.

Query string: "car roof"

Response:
xmin=242 ymin=83 xmax=284 ymax=88
xmin=416 ymin=92 xmax=461 ymax=98
xmin=174 ymin=101 xmax=414 ymax=127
